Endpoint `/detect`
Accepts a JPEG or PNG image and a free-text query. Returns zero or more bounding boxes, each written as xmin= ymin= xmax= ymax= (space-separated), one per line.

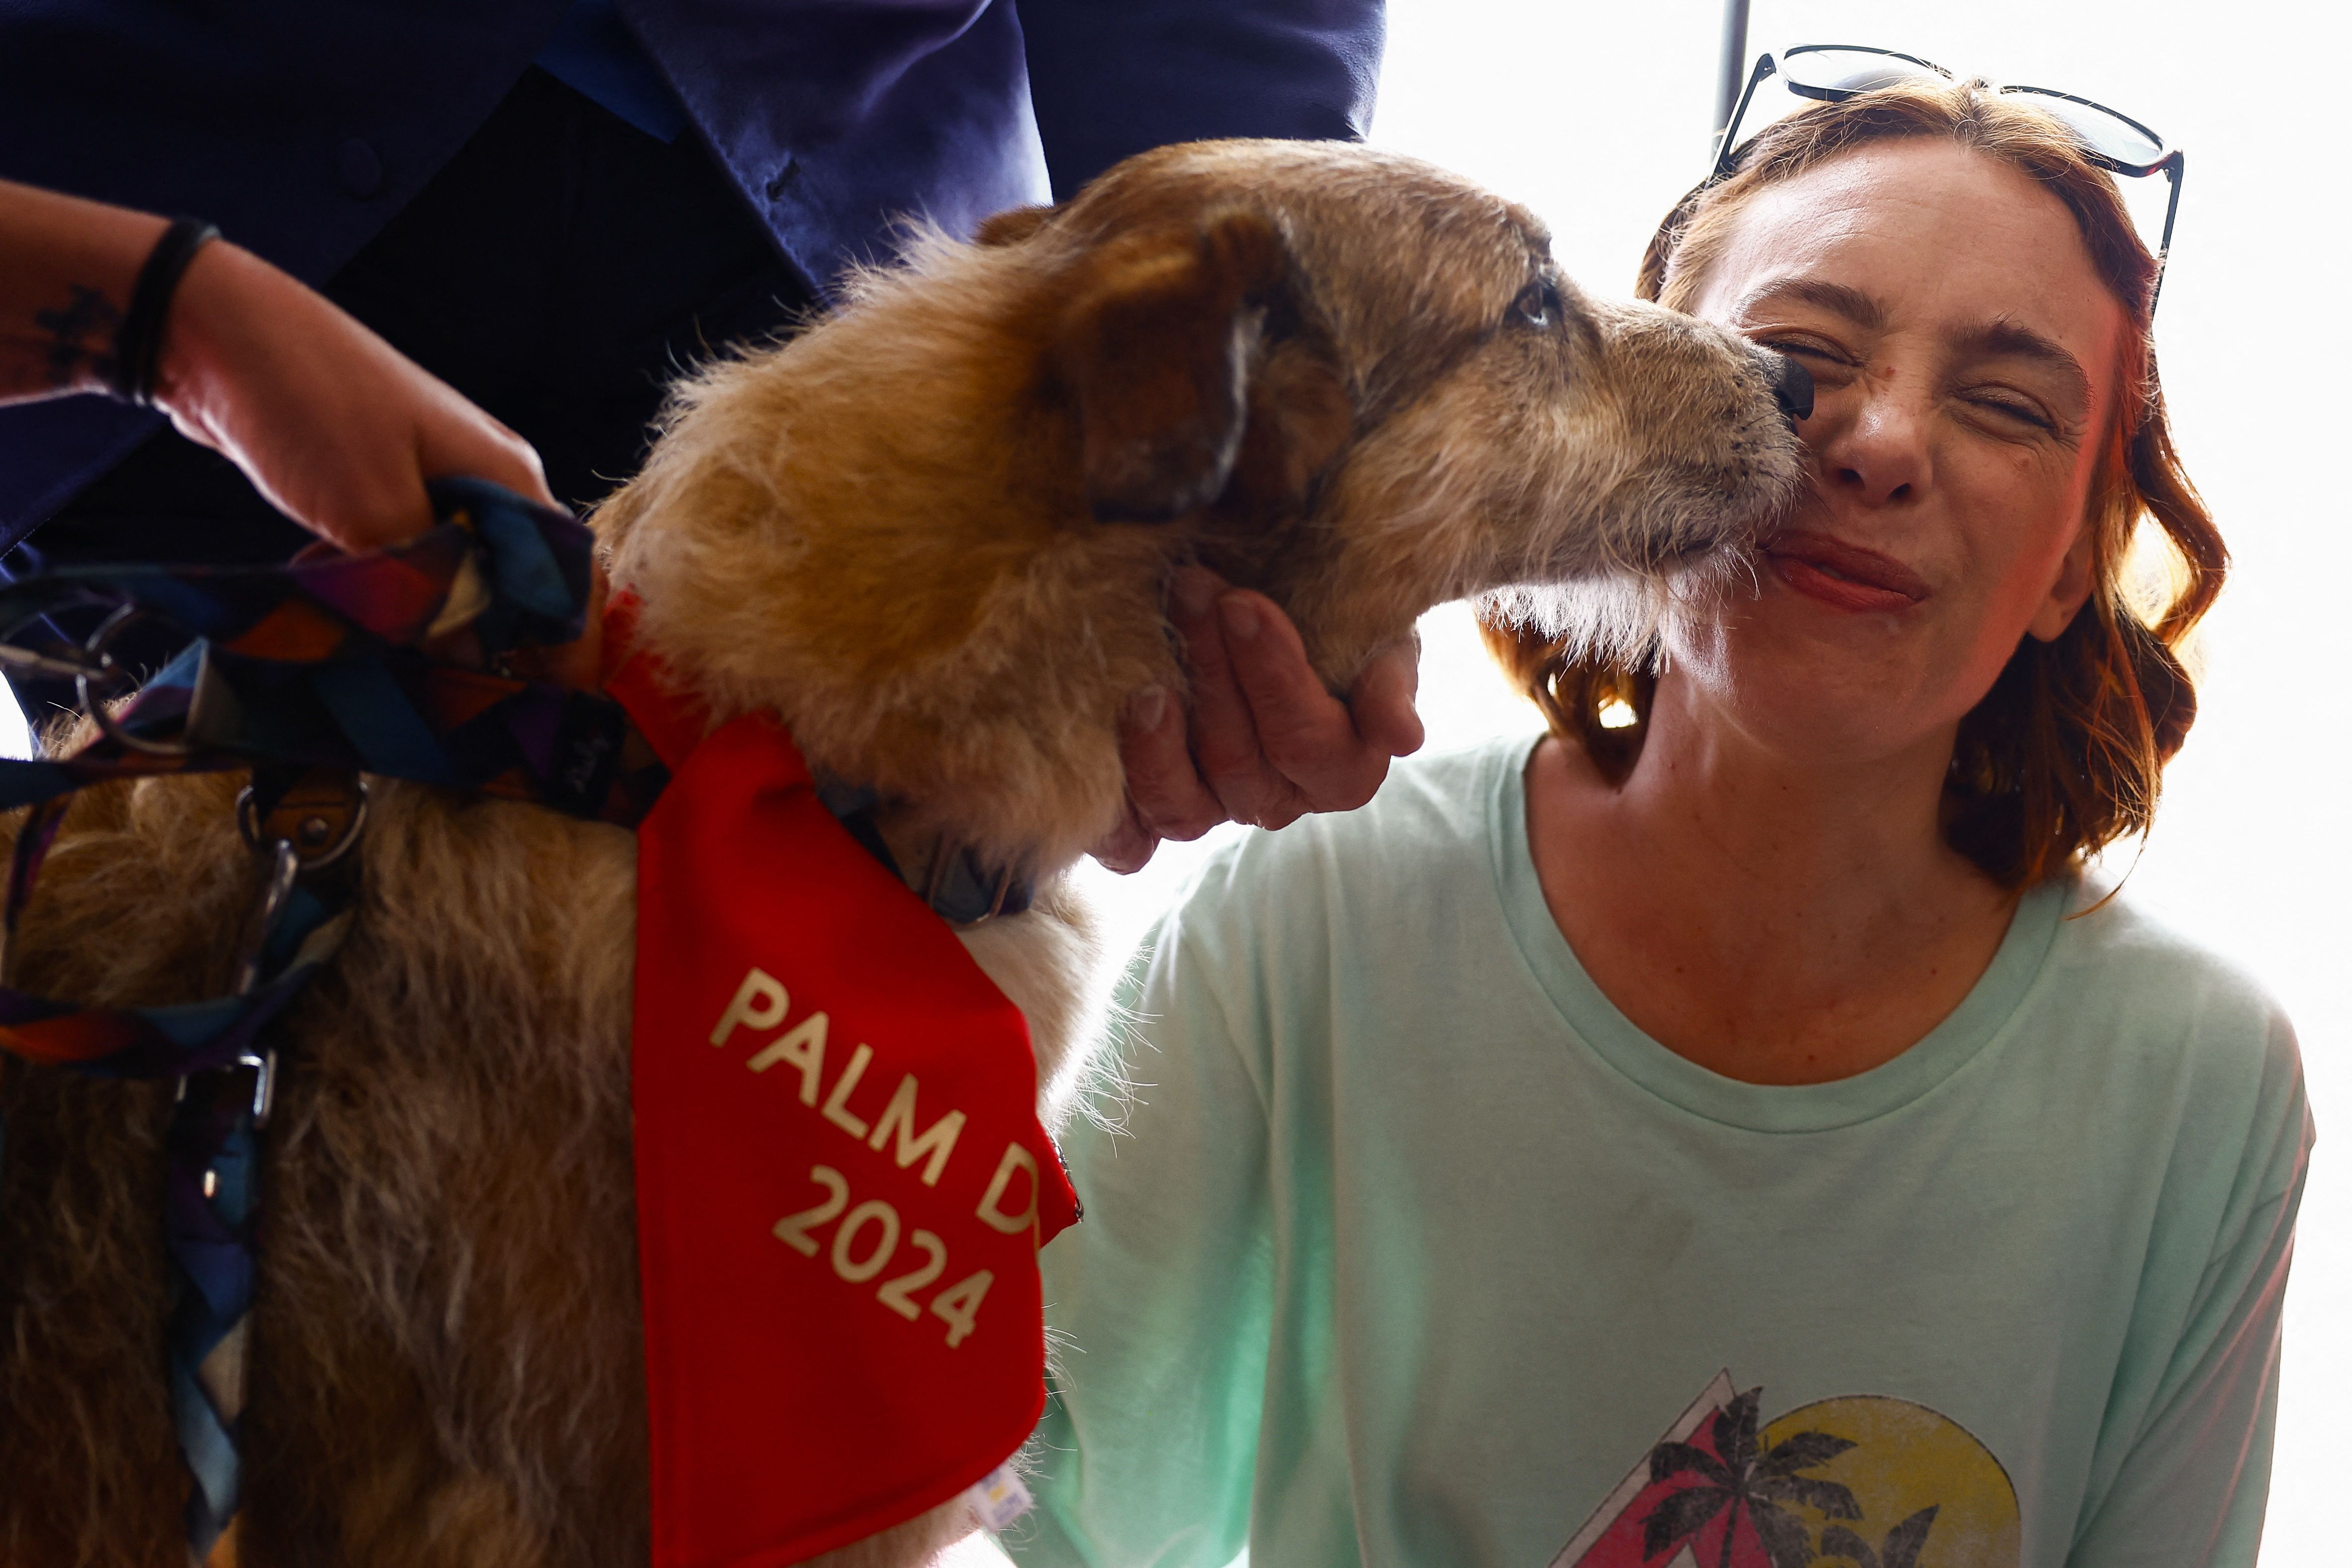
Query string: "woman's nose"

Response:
xmin=1815 ymin=374 xmax=1928 ymax=505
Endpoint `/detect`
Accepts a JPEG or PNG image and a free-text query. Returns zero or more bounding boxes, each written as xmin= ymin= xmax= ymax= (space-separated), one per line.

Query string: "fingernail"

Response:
xmin=1175 ymin=572 xmax=1218 ymax=619
xmin=1219 ymin=596 xmax=1260 ymax=641
xmin=1127 ymin=685 xmax=1167 ymax=732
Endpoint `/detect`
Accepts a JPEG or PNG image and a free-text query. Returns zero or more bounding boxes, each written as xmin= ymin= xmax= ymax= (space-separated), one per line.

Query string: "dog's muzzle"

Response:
xmin=1769 ymin=351 xmax=1814 ymax=424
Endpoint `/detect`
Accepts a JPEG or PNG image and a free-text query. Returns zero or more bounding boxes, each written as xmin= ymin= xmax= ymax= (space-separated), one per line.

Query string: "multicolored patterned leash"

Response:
xmin=0 ymin=478 xmax=645 ymax=1565
xmin=0 ymin=478 xmax=1037 ymax=1563
xmin=0 ymin=480 xmax=656 ymax=826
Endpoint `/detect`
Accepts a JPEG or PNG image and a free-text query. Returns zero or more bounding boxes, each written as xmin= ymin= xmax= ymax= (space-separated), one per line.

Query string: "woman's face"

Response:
xmin=1671 ymin=139 xmax=2128 ymax=767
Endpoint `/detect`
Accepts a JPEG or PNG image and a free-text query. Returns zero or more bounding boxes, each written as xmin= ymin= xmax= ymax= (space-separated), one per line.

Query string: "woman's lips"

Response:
xmin=1762 ymin=532 xmax=1932 ymax=614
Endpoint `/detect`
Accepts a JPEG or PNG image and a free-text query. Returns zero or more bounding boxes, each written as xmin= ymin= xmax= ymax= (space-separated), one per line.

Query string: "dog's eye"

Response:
xmin=1515 ymin=278 xmax=1560 ymax=330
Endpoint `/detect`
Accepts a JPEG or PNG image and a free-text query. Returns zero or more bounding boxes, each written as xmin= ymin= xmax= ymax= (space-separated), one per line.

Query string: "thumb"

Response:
xmin=414 ymin=397 xmax=560 ymax=513
xmin=1349 ymin=635 xmax=1424 ymax=758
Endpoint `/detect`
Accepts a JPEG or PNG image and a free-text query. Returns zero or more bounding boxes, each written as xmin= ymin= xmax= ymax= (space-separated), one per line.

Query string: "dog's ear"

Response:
xmin=974 ymin=204 xmax=1055 ymax=247
xmin=1052 ymin=209 xmax=1290 ymax=523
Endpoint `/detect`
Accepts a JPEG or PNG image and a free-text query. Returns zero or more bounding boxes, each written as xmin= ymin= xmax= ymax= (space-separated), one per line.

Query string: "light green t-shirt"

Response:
xmin=1009 ymin=733 xmax=2312 ymax=1568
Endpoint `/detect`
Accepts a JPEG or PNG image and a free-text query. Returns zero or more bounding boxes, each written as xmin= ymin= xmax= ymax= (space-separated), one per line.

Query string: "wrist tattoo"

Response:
xmin=34 ymin=285 xmax=122 ymax=389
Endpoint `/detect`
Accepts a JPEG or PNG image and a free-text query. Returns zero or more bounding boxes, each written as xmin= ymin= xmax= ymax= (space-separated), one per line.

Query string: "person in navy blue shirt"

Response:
xmin=0 ymin=0 xmax=1383 ymax=554
xmin=0 ymin=0 xmax=1412 ymax=861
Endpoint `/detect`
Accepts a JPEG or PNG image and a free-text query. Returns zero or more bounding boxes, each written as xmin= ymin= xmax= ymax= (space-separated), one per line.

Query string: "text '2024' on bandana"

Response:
xmin=609 ymin=616 xmax=1080 ymax=1568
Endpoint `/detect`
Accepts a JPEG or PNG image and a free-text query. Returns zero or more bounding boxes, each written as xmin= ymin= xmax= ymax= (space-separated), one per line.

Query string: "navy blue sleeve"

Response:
xmin=1018 ymin=0 xmax=1386 ymax=200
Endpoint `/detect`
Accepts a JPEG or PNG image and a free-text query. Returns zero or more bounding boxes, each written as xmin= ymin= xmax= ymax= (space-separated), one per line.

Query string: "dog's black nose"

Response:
xmin=1770 ymin=351 xmax=1814 ymax=424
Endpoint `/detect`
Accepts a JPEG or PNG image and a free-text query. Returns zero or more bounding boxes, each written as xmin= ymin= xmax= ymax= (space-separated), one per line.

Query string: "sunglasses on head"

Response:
xmin=1713 ymin=44 xmax=2185 ymax=311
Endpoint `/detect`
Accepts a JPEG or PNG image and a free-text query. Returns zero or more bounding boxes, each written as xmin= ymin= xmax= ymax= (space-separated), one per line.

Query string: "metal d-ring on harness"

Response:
xmin=219 ymin=770 xmax=371 ymax=1114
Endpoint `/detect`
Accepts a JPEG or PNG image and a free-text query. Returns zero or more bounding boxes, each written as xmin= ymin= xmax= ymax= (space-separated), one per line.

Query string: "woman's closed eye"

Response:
xmin=1956 ymin=383 xmax=2064 ymax=437
xmin=1752 ymin=334 xmax=1860 ymax=384
xmin=1752 ymin=332 xmax=1852 ymax=363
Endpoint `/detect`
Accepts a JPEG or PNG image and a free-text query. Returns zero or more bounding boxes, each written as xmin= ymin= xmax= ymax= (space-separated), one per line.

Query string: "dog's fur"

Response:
xmin=0 ymin=140 xmax=1799 ymax=1567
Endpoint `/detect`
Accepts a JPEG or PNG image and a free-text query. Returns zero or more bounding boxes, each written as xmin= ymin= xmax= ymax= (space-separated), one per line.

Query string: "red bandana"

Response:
xmin=606 ymin=605 xmax=1081 ymax=1568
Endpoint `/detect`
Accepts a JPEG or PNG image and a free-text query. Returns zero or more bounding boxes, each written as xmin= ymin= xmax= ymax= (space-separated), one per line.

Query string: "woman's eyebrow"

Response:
xmin=1957 ymin=319 xmax=2093 ymax=411
xmin=1729 ymin=277 xmax=1886 ymax=329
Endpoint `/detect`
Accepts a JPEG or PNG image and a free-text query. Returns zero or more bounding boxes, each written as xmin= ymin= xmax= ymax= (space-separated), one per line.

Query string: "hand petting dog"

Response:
xmin=1102 ymin=564 xmax=1423 ymax=871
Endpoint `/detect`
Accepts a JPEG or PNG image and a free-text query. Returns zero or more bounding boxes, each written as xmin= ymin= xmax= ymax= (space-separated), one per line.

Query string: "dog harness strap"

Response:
xmin=0 ymin=777 xmax=355 ymax=1565
xmin=169 ymin=1072 xmax=261 ymax=1566
xmin=0 ymin=480 xmax=609 ymax=1566
xmin=0 ymin=481 xmax=1061 ymax=1563
xmin=0 ymin=487 xmax=1026 ymax=1077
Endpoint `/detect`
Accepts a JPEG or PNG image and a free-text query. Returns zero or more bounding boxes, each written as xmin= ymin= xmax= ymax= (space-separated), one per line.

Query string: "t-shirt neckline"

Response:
xmin=1484 ymin=732 xmax=2067 ymax=1134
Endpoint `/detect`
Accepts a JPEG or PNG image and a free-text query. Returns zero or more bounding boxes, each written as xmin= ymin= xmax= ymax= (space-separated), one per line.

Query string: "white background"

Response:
xmin=1 ymin=0 xmax=2335 ymax=1556
xmin=0 ymin=0 xmax=2286 ymax=1551
xmin=1013 ymin=0 xmax=2350 ymax=1561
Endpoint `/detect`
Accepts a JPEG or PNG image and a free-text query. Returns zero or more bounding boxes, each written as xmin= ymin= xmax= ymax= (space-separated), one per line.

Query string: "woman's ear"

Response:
xmin=2027 ymin=517 xmax=2100 ymax=642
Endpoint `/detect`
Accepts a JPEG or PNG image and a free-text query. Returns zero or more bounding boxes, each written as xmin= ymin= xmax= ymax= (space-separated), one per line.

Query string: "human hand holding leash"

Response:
xmin=1100 ymin=565 xmax=1424 ymax=873
xmin=0 ymin=178 xmax=556 ymax=554
xmin=155 ymin=239 xmax=557 ymax=553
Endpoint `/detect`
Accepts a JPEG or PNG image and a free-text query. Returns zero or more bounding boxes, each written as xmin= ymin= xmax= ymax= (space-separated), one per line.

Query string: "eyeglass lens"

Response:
xmin=2014 ymin=93 xmax=2165 ymax=171
xmin=1768 ymin=47 xmax=2166 ymax=173
xmin=1777 ymin=47 xmax=1945 ymax=97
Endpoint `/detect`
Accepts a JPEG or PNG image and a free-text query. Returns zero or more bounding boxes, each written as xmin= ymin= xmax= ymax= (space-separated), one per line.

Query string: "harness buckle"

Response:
xmin=237 ymin=771 xmax=370 ymax=871
xmin=238 ymin=1048 xmax=278 ymax=1129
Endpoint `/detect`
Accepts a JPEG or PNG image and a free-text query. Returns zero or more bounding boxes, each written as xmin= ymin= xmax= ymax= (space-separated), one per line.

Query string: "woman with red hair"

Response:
xmin=1015 ymin=68 xmax=2310 ymax=1568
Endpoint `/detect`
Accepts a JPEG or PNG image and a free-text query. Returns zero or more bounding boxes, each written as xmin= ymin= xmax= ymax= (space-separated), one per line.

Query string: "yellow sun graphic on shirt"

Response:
xmin=1759 ymin=1397 xmax=2020 ymax=1568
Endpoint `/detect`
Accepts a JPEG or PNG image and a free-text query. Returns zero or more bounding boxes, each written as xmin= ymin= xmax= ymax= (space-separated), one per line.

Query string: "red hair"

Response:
xmin=1483 ymin=78 xmax=2224 ymax=888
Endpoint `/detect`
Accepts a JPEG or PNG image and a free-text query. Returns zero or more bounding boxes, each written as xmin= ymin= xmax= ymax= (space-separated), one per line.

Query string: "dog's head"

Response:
xmin=599 ymin=140 xmax=1802 ymax=872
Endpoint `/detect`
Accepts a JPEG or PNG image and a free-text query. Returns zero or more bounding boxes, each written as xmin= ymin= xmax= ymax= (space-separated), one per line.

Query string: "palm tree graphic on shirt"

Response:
xmin=1547 ymin=1375 xmax=2019 ymax=1568
xmin=1818 ymin=1507 xmax=1942 ymax=1568
xmin=1641 ymin=1387 xmax=1863 ymax=1568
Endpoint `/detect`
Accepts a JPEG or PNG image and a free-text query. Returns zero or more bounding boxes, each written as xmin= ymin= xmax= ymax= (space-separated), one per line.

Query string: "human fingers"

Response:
xmin=1168 ymin=568 xmax=1315 ymax=828
xmin=1088 ymin=795 xmax=1161 ymax=876
xmin=1215 ymin=588 xmax=1407 ymax=818
xmin=304 ymin=348 xmax=556 ymax=552
xmin=1347 ymin=635 xmax=1426 ymax=761
xmin=1165 ymin=565 xmax=1264 ymax=794
xmin=409 ymin=379 xmax=560 ymax=515
xmin=1118 ymin=681 xmax=1226 ymax=844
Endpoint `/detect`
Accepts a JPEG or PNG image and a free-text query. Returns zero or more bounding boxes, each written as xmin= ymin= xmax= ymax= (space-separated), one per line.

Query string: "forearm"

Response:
xmin=0 ymin=177 xmax=557 ymax=554
xmin=0 ymin=178 xmax=169 ymax=402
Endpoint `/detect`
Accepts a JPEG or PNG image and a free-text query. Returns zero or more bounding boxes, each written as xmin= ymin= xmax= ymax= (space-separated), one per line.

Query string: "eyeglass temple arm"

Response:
xmin=2149 ymin=150 xmax=2184 ymax=313
xmin=1713 ymin=53 xmax=1779 ymax=173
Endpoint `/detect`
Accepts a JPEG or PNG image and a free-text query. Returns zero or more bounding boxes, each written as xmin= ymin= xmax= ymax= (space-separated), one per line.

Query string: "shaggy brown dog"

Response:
xmin=0 ymin=140 xmax=1801 ymax=1568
